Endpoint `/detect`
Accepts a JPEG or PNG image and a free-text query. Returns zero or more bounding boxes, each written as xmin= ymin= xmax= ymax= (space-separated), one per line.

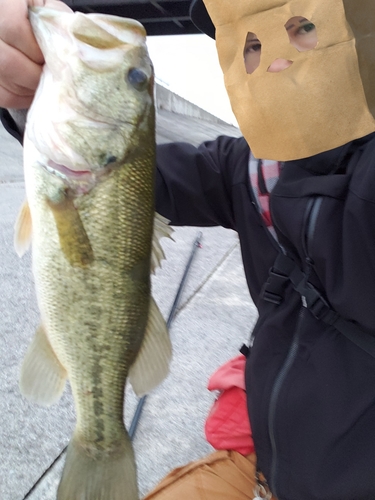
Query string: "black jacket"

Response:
xmin=3 ymin=107 xmax=375 ymax=499
xmin=155 ymin=136 xmax=280 ymax=305
xmin=157 ymin=132 xmax=375 ymax=500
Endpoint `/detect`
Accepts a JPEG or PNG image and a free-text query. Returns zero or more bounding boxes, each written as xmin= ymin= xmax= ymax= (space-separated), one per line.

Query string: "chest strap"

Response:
xmin=262 ymin=253 xmax=375 ymax=358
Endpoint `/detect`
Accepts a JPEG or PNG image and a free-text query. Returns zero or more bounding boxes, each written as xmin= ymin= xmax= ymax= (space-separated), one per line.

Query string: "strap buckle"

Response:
xmin=302 ymin=282 xmax=338 ymax=325
xmin=261 ymin=268 xmax=289 ymax=305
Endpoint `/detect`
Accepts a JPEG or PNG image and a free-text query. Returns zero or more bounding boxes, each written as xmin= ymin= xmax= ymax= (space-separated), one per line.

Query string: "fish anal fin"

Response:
xmin=128 ymin=297 xmax=171 ymax=396
xmin=151 ymin=212 xmax=174 ymax=273
xmin=14 ymin=199 xmax=32 ymax=257
xmin=20 ymin=324 xmax=67 ymax=406
xmin=47 ymin=196 xmax=94 ymax=268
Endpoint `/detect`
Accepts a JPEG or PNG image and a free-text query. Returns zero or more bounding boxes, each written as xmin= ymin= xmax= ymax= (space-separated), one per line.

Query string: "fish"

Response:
xmin=14 ymin=7 xmax=172 ymax=500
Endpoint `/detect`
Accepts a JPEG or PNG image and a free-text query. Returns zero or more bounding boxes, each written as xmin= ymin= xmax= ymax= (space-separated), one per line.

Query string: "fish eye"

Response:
xmin=127 ymin=68 xmax=149 ymax=91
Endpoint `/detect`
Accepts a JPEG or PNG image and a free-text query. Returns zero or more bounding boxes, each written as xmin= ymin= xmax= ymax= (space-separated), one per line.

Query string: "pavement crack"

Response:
xmin=174 ymin=239 xmax=240 ymax=317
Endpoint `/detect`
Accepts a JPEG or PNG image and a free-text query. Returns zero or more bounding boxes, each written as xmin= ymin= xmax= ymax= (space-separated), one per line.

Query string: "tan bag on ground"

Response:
xmin=143 ymin=451 xmax=276 ymax=500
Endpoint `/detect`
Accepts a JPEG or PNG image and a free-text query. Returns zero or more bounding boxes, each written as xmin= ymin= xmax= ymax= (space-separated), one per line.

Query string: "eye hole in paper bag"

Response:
xmin=285 ymin=17 xmax=318 ymax=52
xmin=244 ymin=32 xmax=262 ymax=74
xmin=244 ymin=18 xmax=317 ymax=75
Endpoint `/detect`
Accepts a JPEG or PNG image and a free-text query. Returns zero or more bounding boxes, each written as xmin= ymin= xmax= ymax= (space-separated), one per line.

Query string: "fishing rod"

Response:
xmin=129 ymin=230 xmax=203 ymax=439
xmin=23 ymin=230 xmax=203 ymax=499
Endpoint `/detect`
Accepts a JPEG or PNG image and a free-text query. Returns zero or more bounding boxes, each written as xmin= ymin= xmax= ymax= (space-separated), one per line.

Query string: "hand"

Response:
xmin=0 ymin=0 xmax=72 ymax=109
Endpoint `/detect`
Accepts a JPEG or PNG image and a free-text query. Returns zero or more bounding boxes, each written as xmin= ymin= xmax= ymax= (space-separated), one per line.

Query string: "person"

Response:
xmin=2 ymin=1 xmax=375 ymax=499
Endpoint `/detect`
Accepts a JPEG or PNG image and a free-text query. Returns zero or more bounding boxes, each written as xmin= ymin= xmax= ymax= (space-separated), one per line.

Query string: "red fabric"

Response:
xmin=205 ymin=355 xmax=254 ymax=456
xmin=207 ymin=354 xmax=247 ymax=391
xmin=249 ymin=157 xmax=282 ymax=229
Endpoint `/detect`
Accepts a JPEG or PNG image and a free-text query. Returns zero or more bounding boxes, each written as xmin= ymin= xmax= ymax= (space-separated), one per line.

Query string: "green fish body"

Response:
xmin=15 ymin=9 xmax=172 ymax=500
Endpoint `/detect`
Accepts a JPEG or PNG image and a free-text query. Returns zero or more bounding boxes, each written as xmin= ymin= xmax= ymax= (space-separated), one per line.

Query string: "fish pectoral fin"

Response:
xmin=47 ymin=196 xmax=94 ymax=268
xmin=14 ymin=199 xmax=32 ymax=257
xmin=151 ymin=212 xmax=174 ymax=274
xmin=20 ymin=324 xmax=67 ymax=406
xmin=128 ymin=297 xmax=172 ymax=396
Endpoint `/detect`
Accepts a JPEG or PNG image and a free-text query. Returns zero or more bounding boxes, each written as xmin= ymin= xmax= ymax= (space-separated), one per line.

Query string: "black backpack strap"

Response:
xmin=262 ymin=253 xmax=375 ymax=358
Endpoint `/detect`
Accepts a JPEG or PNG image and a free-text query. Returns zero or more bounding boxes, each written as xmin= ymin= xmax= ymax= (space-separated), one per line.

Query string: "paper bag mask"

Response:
xmin=203 ymin=0 xmax=375 ymax=160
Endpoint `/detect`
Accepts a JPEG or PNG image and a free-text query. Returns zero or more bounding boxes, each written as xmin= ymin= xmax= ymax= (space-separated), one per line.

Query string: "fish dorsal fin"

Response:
xmin=128 ymin=297 xmax=171 ymax=396
xmin=20 ymin=324 xmax=68 ymax=406
xmin=14 ymin=199 xmax=32 ymax=257
xmin=151 ymin=212 xmax=173 ymax=273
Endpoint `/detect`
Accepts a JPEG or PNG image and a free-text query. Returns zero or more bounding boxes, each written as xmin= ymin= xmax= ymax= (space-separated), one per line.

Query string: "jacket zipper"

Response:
xmin=303 ymin=197 xmax=323 ymax=258
xmin=268 ymin=196 xmax=323 ymax=498
xmin=268 ymin=309 xmax=305 ymax=497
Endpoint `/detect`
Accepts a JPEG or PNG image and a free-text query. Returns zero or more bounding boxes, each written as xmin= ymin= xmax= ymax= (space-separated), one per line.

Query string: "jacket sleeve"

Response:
xmin=0 ymin=108 xmax=24 ymax=144
xmin=1 ymin=106 xmax=244 ymax=230
xmin=156 ymin=135 xmax=247 ymax=229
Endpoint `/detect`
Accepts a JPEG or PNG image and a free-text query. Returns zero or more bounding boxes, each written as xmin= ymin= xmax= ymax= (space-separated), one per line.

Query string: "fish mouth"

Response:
xmin=46 ymin=160 xmax=92 ymax=179
xmin=43 ymin=160 xmax=100 ymax=194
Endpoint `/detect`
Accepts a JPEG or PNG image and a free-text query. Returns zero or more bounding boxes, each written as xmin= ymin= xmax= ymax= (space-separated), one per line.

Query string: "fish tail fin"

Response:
xmin=57 ymin=433 xmax=138 ymax=500
xmin=20 ymin=324 xmax=67 ymax=405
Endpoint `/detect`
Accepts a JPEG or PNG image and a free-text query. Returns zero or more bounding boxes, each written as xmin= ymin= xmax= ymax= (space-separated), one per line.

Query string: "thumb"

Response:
xmin=28 ymin=0 xmax=72 ymax=12
xmin=41 ymin=0 xmax=73 ymax=12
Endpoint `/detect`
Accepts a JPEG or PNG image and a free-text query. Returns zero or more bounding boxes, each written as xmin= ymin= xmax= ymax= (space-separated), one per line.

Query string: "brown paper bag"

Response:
xmin=203 ymin=0 xmax=375 ymax=160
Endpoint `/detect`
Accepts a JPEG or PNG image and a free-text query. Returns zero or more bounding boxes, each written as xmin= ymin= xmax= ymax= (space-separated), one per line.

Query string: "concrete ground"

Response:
xmin=0 ymin=104 xmax=257 ymax=499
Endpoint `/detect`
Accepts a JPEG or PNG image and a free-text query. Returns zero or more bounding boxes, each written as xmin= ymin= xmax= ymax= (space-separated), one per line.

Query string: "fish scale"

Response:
xmin=33 ymin=157 xmax=151 ymax=443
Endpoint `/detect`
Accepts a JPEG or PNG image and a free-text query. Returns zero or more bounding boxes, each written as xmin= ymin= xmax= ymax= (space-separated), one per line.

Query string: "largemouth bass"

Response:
xmin=14 ymin=8 xmax=172 ymax=500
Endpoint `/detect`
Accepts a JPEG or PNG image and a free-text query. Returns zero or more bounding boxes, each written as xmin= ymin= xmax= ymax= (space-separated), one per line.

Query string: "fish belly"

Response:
xmin=28 ymin=154 xmax=154 ymax=500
